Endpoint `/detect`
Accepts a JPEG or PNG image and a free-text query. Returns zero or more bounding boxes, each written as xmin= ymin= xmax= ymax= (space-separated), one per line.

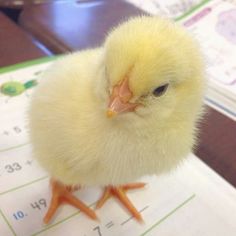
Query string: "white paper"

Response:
xmin=177 ymin=0 xmax=236 ymax=120
xmin=125 ymin=0 xmax=202 ymax=18
xmin=0 ymin=59 xmax=236 ymax=236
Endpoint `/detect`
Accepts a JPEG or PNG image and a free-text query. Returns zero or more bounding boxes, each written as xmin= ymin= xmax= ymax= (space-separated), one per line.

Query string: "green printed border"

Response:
xmin=30 ymin=194 xmax=195 ymax=236
xmin=0 ymin=56 xmax=60 ymax=75
xmin=140 ymin=194 xmax=196 ymax=236
xmin=0 ymin=170 xmax=94 ymax=236
xmin=0 ymin=209 xmax=17 ymax=236
xmin=0 ymin=142 xmax=29 ymax=153
xmin=175 ymin=0 xmax=212 ymax=21
xmin=32 ymin=202 xmax=96 ymax=236
xmin=0 ymin=176 xmax=48 ymax=196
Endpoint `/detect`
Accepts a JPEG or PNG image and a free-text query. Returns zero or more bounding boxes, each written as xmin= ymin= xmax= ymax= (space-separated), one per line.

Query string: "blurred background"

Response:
xmin=1 ymin=0 xmax=206 ymax=57
xmin=0 ymin=0 xmax=235 ymax=59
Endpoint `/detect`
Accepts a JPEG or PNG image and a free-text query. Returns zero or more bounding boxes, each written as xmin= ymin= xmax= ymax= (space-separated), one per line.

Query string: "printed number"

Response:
xmin=3 ymin=131 xmax=9 ymax=135
xmin=13 ymin=211 xmax=25 ymax=220
xmin=5 ymin=163 xmax=22 ymax=173
xmin=93 ymin=226 xmax=102 ymax=236
xmin=31 ymin=198 xmax=47 ymax=210
xmin=13 ymin=126 xmax=22 ymax=133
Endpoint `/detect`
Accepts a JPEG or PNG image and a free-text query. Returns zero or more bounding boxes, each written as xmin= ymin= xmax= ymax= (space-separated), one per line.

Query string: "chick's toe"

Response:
xmin=96 ymin=183 xmax=146 ymax=222
xmin=44 ymin=179 xmax=97 ymax=224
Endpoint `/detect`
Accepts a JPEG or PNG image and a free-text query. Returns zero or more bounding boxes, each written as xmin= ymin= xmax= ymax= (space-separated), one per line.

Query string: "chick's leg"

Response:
xmin=96 ymin=183 xmax=145 ymax=222
xmin=44 ymin=179 xmax=97 ymax=224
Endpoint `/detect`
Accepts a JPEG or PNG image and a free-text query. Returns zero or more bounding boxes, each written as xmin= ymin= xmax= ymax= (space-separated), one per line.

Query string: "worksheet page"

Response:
xmin=126 ymin=0 xmax=202 ymax=18
xmin=178 ymin=0 xmax=236 ymax=120
xmin=0 ymin=59 xmax=236 ymax=235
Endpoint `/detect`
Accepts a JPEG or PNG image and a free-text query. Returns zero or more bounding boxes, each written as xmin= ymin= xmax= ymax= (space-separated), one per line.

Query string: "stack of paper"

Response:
xmin=178 ymin=0 xmax=236 ymax=120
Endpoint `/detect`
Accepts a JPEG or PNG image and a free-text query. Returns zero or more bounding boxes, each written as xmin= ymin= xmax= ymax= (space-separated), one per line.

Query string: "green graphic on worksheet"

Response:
xmin=0 ymin=79 xmax=37 ymax=97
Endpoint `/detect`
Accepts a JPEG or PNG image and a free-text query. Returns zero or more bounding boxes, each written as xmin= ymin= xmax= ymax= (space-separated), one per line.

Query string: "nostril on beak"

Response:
xmin=107 ymin=110 xmax=117 ymax=118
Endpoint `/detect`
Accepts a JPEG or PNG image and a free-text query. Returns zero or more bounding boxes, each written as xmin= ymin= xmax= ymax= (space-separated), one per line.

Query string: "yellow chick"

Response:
xmin=29 ymin=16 xmax=205 ymax=223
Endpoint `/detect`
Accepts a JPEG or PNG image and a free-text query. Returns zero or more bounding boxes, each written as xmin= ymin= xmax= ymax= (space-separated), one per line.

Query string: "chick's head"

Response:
xmin=103 ymin=16 xmax=205 ymax=123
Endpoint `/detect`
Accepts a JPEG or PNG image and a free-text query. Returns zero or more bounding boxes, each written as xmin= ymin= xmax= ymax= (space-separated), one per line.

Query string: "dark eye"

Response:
xmin=153 ymin=84 xmax=169 ymax=97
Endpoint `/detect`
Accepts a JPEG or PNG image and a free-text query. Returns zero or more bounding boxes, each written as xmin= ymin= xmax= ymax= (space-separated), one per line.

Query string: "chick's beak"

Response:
xmin=107 ymin=76 xmax=139 ymax=118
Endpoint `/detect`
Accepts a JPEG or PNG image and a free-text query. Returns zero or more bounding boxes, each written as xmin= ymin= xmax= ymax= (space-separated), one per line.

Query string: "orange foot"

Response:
xmin=96 ymin=183 xmax=146 ymax=222
xmin=44 ymin=179 xmax=97 ymax=224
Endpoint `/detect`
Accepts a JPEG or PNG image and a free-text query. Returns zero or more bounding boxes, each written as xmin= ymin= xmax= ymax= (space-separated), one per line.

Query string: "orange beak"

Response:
xmin=107 ymin=76 xmax=140 ymax=118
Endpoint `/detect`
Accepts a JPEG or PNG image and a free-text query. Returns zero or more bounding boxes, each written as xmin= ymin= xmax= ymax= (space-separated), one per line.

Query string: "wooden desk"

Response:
xmin=197 ymin=108 xmax=236 ymax=187
xmin=19 ymin=0 xmax=145 ymax=53
xmin=0 ymin=12 xmax=50 ymax=67
xmin=0 ymin=0 xmax=54 ymax=9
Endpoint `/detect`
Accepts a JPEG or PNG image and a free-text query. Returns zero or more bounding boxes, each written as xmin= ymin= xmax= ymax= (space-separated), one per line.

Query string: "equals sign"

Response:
xmin=105 ymin=221 xmax=114 ymax=229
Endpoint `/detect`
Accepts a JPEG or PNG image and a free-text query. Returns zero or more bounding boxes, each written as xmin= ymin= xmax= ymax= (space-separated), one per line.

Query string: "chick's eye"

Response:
xmin=153 ymin=84 xmax=169 ymax=97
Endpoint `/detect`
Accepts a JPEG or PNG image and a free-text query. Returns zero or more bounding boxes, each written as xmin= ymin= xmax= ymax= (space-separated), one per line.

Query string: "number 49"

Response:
xmin=31 ymin=199 xmax=47 ymax=210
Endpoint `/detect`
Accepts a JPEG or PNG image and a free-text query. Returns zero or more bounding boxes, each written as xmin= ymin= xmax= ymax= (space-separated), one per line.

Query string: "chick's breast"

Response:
xmin=29 ymin=50 xmax=108 ymax=185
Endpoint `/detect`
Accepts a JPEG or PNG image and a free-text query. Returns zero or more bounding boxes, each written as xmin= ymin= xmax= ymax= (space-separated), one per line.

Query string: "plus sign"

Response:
xmin=26 ymin=160 xmax=33 ymax=165
xmin=3 ymin=131 xmax=9 ymax=135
